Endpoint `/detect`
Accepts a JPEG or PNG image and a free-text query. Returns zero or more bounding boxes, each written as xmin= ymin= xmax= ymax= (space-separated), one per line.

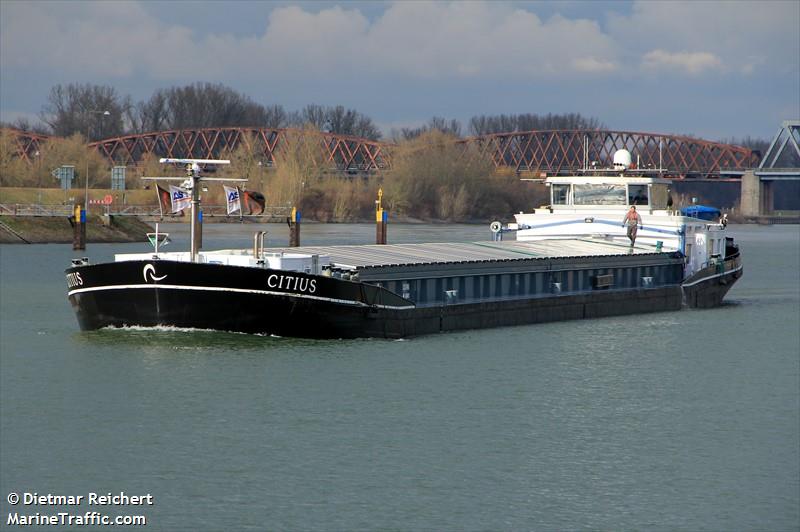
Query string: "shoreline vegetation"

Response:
xmin=0 ymin=128 xmax=551 ymax=225
xmin=2 ymin=117 xmax=796 ymax=242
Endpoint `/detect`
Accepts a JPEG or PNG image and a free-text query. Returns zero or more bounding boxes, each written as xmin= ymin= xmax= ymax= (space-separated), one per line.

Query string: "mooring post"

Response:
xmin=375 ymin=187 xmax=387 ymax=245
xmin=289 ymin=207 xmax=300 ymax=247
xmin=193 ymin=209 xmax=203 ymax=251
xmin=376 ymin=209 xmax=388 ymax=245
xmin=73 ymin=204 xmax=87 ymax=250
xmin=72 ymin=204 xmax=83 ymax=250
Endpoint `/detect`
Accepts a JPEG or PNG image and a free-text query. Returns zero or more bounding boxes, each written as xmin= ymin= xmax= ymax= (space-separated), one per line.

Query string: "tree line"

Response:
xmin=4 ymin=83 xmax=383 ymax=142
xmin=4 ymin=82 xmax=622 ymax=144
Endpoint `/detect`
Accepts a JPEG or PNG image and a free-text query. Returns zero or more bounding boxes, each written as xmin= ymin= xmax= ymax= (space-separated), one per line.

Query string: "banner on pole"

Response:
xmin=169 ymin=185 xmax=191 ymax=213
xmin=224 ymin=185 xmax=241 ymax=215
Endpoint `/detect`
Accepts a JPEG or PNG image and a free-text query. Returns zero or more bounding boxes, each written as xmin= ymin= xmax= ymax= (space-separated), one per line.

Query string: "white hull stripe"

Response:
xmin=518 ymin=219 xmax=681 ymax=236
xmin=681 ymin=264 xmax=743 ymax=288
xmin=67 ymin=283 xmax=415 ymax=311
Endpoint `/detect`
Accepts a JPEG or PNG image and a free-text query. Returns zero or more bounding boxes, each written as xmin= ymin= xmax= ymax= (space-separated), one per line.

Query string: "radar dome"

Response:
xmin=613 ymin=149 xmax=632 ymax=170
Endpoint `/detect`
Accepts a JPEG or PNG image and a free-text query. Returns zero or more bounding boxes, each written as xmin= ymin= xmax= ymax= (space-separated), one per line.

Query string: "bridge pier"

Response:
xmin=740 ymin=171 xmax=771 ymax=217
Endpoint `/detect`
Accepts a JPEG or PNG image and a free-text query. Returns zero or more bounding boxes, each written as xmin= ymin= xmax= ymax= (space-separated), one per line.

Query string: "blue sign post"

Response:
xmin=53 ymin=165 xmax=75 ymax=190
xmin=111 ymin=166 xmax=126 ymax=190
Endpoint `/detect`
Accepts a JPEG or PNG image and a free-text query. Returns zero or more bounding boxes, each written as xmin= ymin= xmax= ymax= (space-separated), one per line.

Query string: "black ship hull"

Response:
xmin=681 ymin=251 xmax=743 ymax=309
xmin=66 ymin=260 xmax=414 ymax=339
xmin=67 ymin=259 xmax=692 ymax=339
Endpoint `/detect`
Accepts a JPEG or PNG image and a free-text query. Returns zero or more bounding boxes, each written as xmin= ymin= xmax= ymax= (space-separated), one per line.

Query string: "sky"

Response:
xmin=1 ymin=0 xmax=798 ymax=141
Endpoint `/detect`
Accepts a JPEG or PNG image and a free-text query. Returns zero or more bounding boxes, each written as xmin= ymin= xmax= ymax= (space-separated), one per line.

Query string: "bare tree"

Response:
xmin=40 ymin=83 xmax=131 ymax=140
xmin=428 ymin=117 xmax=461 ymax=137
xmin=325 ymin=105 xmax=381 ymax=139
xmin=263 ymin=105 xmax=289 ymax=129
xmin=398 ymin=117 xmax=462 ymax=140
xmin=297 ymin=104 xmax=328 ymax=130
xmin=132 ymin=82 xmax=269 ymax=131
xmin=468 ymin=113 xmax=604 ymax=135
xmin=352 ymin=115 xmax=381 ymax=140
xmin=326 ymin=106 xmax=357 ymax=136
xmin=291 ymin=104 xmax=380 ymax=140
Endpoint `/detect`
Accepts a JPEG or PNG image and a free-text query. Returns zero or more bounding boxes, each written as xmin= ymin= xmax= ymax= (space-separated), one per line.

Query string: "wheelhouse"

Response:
xmin=547 ymin=176 xmax=672 ymax=210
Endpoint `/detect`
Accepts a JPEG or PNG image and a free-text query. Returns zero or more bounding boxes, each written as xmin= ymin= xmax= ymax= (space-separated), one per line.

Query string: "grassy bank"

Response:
xmin=0 ymin=215 xmax=153 ymax=244
xmin=0 ymin=187 xmax=156 ymax=206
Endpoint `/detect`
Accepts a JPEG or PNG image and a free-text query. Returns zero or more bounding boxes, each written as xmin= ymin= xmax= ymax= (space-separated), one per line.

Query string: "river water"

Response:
xmin=1 ymin=223 xmax=798 ymax=531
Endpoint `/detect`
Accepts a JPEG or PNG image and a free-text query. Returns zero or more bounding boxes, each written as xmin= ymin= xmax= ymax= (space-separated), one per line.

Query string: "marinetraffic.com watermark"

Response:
xmin=6 ymin=491 xmax=152 ymax=527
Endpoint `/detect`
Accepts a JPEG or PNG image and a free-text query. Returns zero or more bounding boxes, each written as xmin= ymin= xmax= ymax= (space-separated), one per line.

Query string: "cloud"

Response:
xmin=1 ymin=0 xmax=796 ymax=140
xmin=254 ymin=2 xmax=621 ymax=80
xmin=608 ymin=1 xmax=799 ymax=77
xmin=571 ymin=57 xmax=618 ymax=73
xmin=1 ymin=1 xmax=197 ymax=77
xmin=641 ymin=50 xmax=722 ymax=75
xmin=0 ymin=1 xmax=620 ymax=82
xmin=2 ymin=1 xmax=796 ymax=83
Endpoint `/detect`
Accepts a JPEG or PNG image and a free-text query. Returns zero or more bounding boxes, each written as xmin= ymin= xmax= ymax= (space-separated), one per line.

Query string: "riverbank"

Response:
xmin=0 ymin=215 xmax=153 ymax=244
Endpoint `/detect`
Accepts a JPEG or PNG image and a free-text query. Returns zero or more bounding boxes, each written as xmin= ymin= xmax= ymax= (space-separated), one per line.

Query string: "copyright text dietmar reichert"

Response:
xmin=6 ymin=491 xmax=153 ymax=527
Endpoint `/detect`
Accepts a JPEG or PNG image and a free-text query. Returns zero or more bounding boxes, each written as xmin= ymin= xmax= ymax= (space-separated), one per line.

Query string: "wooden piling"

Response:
xmin=288 ymin=207 xmax=300 ymax=247
xmin=376 ymin=209 xmax=387 ymax=245
xmin=73 ymin=204 xmax=86 ymax=250
xmin=375 ymin=187 xmax=387 ymax=245
xmin=193 ymin=209 xmax=203 ymax=251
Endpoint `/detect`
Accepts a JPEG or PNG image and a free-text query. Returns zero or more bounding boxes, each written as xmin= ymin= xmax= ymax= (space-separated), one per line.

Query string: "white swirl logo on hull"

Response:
xmin=143 ymin=264 xmax=167 ymax=283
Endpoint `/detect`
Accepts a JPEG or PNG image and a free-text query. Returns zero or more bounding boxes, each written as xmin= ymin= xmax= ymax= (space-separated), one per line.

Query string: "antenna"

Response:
xmin=583 ymin=135 xmax=588 ymax=171
xmin=144 ymin=158 xmax=245 ymax=263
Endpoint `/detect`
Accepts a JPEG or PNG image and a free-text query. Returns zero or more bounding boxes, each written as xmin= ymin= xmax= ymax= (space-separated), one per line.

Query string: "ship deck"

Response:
xmin=258 ymin=238 xmax=663 ymax=271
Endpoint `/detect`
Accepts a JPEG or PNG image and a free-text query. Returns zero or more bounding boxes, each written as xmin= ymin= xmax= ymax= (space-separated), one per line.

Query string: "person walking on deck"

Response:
xmin=622 ymin=205 xmax=643 ymax=247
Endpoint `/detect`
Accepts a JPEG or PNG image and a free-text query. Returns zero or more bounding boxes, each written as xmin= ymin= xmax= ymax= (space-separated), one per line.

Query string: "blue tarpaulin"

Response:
xmin=680 ymin=205 xmax=721 ymax=221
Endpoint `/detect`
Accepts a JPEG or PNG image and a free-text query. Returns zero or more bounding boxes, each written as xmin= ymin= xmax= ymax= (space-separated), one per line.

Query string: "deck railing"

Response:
xmin=0 ymin=204 xmax=74 ymax=216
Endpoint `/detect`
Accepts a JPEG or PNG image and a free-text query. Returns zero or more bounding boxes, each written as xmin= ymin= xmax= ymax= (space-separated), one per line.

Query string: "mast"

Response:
xmin=190 ymin=172 xmax=200 ymax=263
xmin=143 ymin=158 xmax=241 ymax=264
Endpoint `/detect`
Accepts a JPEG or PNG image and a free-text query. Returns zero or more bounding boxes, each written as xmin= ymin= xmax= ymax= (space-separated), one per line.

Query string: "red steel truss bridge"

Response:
xmin=1 ymin=127 xmax=389 ymax=172
xmin=4 ymin=127 xmax=757 ymax=178
xmin=3 ymin=128 xmax=50 ymax=163
xmin=460 ymin=129 xmax=758 ymax=178
xmin=91 ymin=128 xmax=390 ymax=172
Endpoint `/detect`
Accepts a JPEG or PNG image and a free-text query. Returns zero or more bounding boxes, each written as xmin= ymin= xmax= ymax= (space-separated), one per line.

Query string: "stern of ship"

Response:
xmin=681 ymin=238 xmax=743 ymax=308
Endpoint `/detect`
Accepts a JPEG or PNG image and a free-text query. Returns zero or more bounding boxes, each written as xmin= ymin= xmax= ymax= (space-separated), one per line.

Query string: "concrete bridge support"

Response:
xmin=740 ymin=171 xmax=773 ymax=217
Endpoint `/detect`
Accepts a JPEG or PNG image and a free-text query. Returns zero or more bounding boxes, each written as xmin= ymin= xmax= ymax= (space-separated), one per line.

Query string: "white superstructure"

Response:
xmin=499 ymin=150 xmax=730 ymax=279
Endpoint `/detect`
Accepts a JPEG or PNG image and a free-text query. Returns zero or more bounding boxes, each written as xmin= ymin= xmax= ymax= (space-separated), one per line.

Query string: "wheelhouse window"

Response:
xmin=573 ymin=184 xmax=626 ymax=205
xmin=628 ymin=184 xmax=649 ymax=206
xmin=552 ymin=184 xmax=570 ymax=205
xmin=649 ymin=183 xmax=669 ymax=209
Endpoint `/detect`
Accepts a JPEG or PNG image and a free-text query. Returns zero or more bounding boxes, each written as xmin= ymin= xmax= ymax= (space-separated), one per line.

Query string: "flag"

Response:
xmin=156 ymin=185 xmax=171 ymax=218
xmin=224 ymin=185 xmax=241 ymax=215
xmin=169 ymin=185 xmax=191 ymax=213
xmin=242 ymin=190 xmax=266 ymax=215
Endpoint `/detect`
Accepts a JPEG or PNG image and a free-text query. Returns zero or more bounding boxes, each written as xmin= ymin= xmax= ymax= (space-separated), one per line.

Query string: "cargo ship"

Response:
xmin=65 ymin=154 xmax=741 ymax=339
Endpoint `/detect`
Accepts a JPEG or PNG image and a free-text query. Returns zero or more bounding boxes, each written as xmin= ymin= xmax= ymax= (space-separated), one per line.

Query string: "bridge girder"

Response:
xmin=758 ymin=120 xmax=800 ymax=171
xmin=89 ymin=127 xmax=390 ymax=172
xmin=3 ymin=126 xmax=758 ymax=178
xmin=459 ymin=129 xmax=758 ymax=178
xmin=2 ymin=128 xmax=50 ymax=163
